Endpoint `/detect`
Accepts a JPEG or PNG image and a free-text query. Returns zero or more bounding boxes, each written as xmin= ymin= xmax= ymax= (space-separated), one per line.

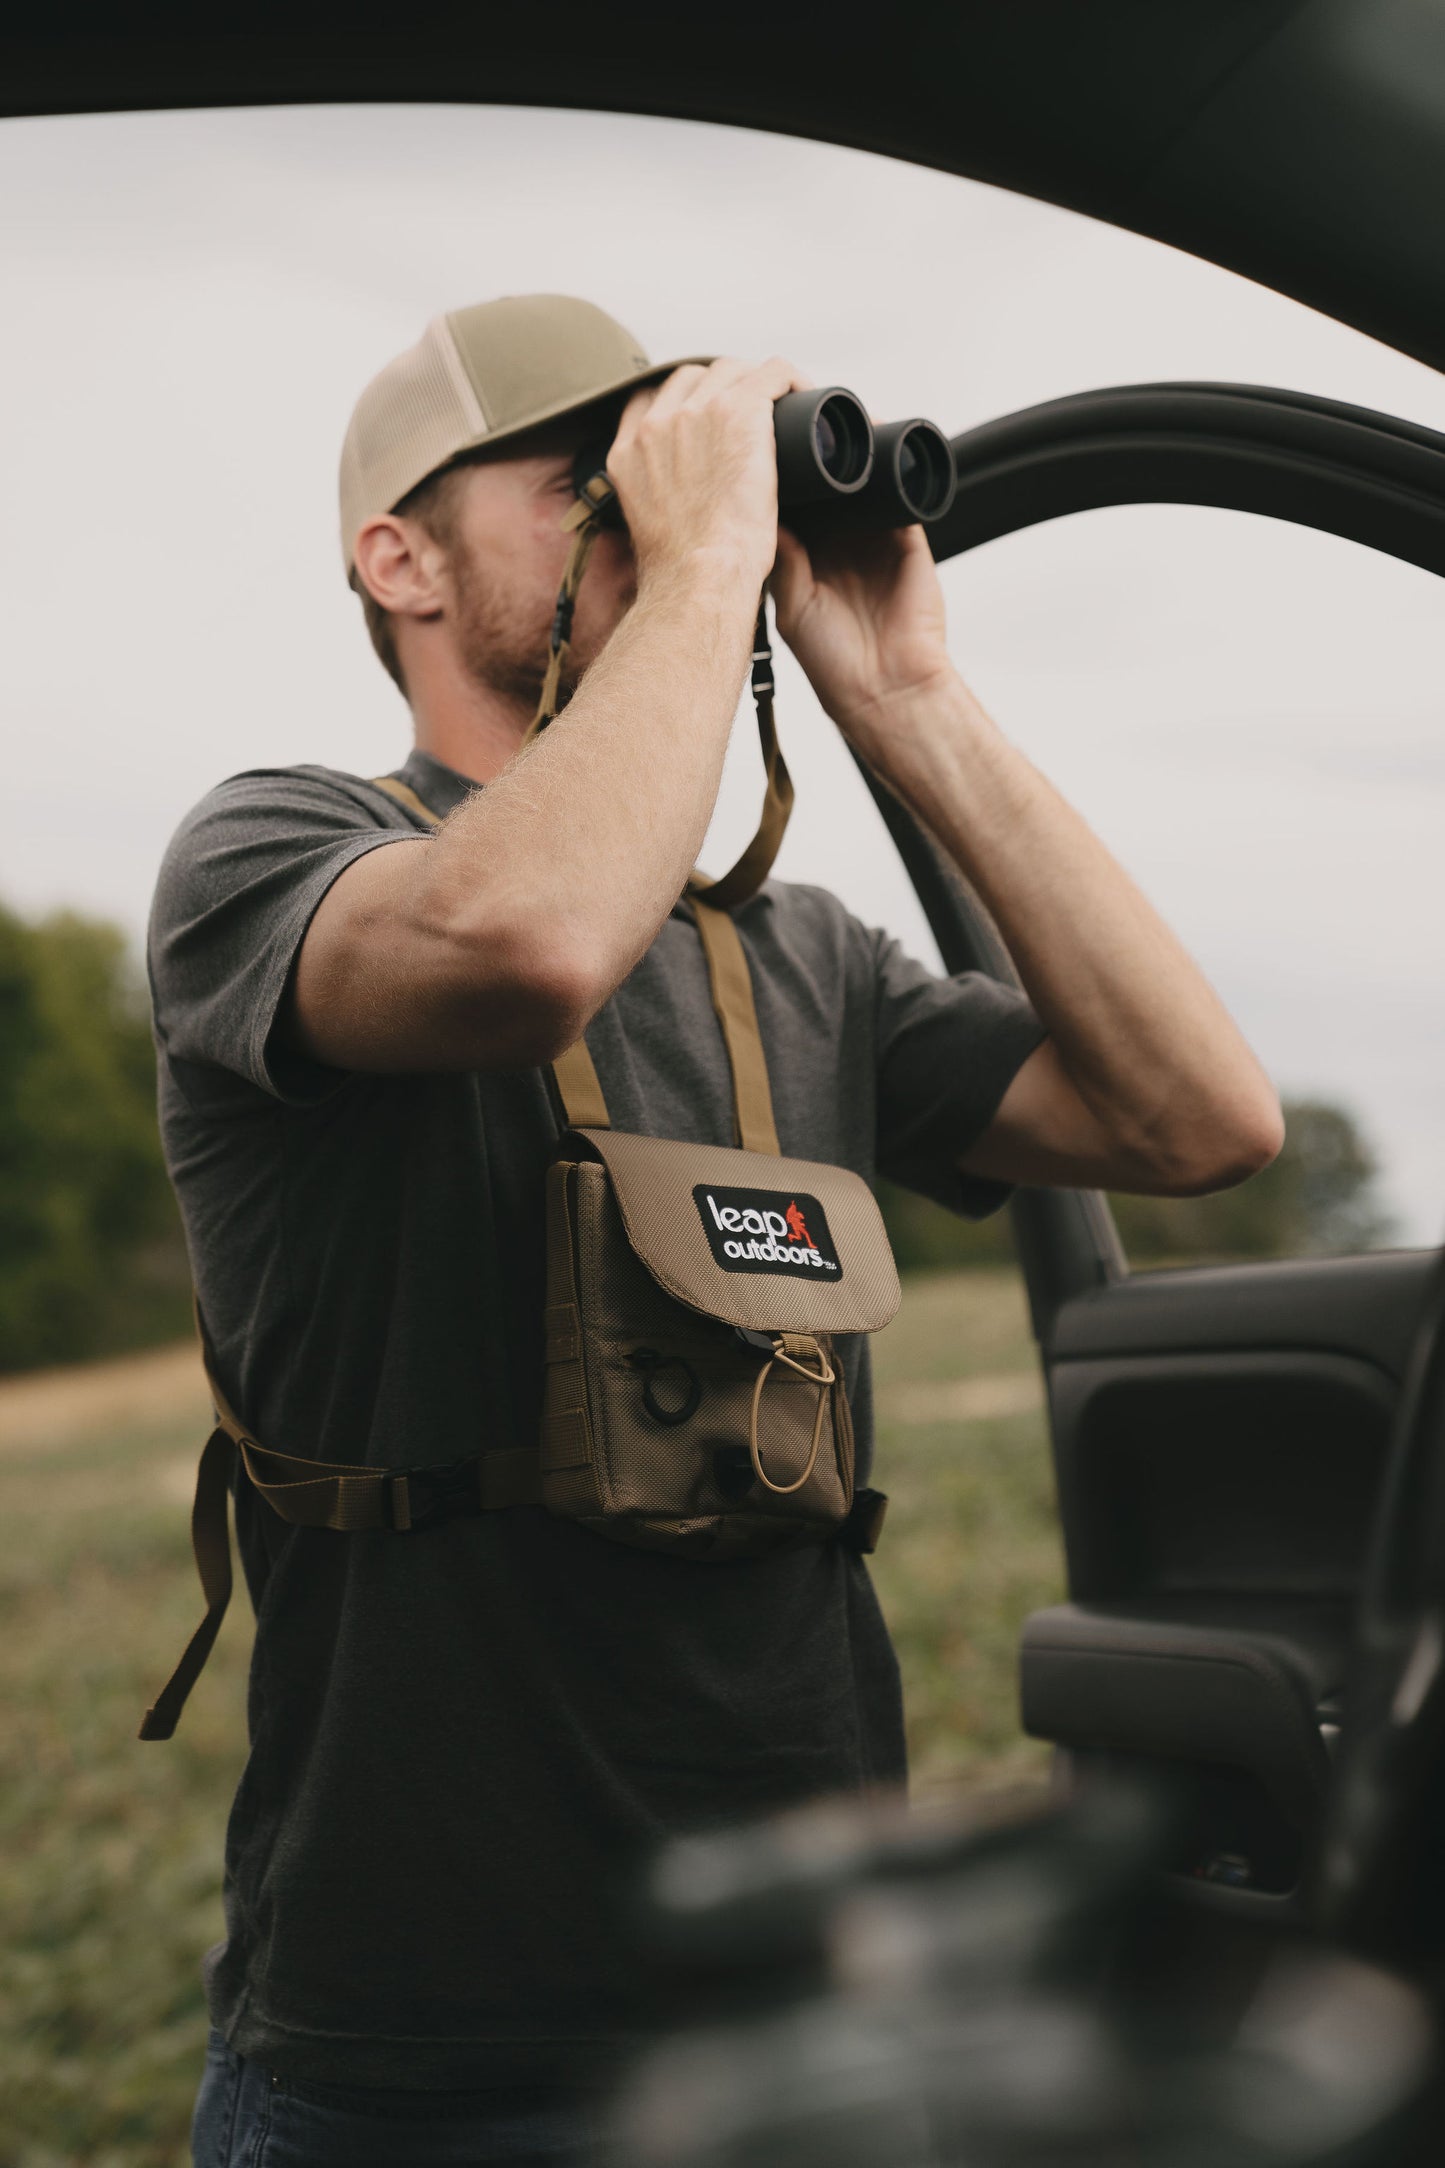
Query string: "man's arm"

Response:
xmin=287 ymin=356 xmax=804 ymax=1076
xmin=771 ymin=525 xmax=1284 ymax=1197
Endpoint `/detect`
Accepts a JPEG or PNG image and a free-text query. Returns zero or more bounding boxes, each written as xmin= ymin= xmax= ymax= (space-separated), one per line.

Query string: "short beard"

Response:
xmin=449 ymin=552 xmax=585 ymax=716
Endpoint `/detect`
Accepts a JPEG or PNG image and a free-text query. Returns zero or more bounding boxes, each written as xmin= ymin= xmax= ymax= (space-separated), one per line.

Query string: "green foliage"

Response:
xmin=0 ymin=903 xmax=190 ymax=1373
xmin=875 ymin=1177 xmax=1015 ymax=1274
xmin=1 ymin=1389 xmax=246 ymax=2168
xmin=1108 ymin=1096 xmax=1397 ymax=1265
xmin=878 ymin=1096 xmax=1396 ymax=1273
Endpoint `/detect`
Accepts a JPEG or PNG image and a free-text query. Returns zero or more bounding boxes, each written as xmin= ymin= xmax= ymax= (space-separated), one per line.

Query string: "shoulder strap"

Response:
xmin=368 ymin=773 xmax=444 ymax=827
xmin=138 ymin=1420 xmax=236 ymax=1740
xmin=690 ymin=898 xmax=780 ymax=1156
xmin=372 ymin=774 xmax=614 ymax=1130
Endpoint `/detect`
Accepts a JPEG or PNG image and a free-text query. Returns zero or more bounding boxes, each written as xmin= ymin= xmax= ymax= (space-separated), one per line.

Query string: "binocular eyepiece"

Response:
xmin=574 ymin=386 xmax=956 ymax=534
xmin=772 ymin=387 xmax=956 ymax=529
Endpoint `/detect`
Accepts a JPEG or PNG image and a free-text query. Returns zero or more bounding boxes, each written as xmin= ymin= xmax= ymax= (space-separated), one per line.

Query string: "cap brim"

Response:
xmin=456 ymin=354 xmax=716 ymax=462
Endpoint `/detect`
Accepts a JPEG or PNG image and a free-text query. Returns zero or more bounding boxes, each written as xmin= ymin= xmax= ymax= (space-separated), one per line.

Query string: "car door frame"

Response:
xmin=868 ymin=378 xmax=1445 ymax=1342
xmin=857 ymin=380 xmax=1445 ymax=1911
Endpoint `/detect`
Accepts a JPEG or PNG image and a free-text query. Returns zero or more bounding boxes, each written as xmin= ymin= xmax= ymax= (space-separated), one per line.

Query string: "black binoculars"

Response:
xmin=574 ymin=386 xmax=956 ymax=533
xmin=772 ymin=386 xmax=957 ymax=529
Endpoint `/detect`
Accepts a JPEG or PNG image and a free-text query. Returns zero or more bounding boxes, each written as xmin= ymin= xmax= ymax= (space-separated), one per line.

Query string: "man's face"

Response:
xmin=434 ymin=417 xmax=636 ymax=712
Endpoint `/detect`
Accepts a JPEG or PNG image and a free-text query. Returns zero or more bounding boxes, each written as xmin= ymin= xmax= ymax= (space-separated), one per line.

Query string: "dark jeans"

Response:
xmin=191 ymin=2026 xmax=602 ymax=2167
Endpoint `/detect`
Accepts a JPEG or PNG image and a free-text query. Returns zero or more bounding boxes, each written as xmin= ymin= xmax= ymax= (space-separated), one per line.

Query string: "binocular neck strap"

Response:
xmin=686 ymin=603 xmax=794 ymax=913
xmin=524 ymin=471 xmax=617 ymax=742
xmin=525 ymin=474 xmax=795 ymax=905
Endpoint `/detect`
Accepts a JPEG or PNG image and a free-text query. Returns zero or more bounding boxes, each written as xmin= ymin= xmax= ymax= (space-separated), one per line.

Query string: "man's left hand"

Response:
xmin=769 ymin=521 xmax=955 ymax=774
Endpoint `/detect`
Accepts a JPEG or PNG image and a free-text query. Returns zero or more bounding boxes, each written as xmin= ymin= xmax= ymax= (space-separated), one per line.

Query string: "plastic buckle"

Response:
xmin=385 ymin=1458 xmax=482 ymax=1533
xmin=839 ymin=1487 xmax=889 ymax=1556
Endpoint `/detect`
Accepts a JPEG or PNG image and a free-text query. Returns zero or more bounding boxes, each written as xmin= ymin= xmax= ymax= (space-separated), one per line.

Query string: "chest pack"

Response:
xmin=537 ymin=895 xmax=900 ymax=1564
xmin=140 ymin=762 xmax=900 ymax=1740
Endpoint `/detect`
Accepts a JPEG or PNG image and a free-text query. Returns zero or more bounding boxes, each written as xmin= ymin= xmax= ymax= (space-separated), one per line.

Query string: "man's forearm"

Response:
xmin=418 ymin=552 xmax=758 ymax=1005
xmin=872 ymin=669 xmax=1283 ymax=1177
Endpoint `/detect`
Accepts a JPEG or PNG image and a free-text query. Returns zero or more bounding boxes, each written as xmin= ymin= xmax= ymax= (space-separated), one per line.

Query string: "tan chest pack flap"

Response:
xmin=570 ymin=1127 xmax=901 ymax=1338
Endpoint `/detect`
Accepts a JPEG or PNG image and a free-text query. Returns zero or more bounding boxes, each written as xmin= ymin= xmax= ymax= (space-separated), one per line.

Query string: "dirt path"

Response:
xmin=0 ymin=1341 xmax=209 ymax=1455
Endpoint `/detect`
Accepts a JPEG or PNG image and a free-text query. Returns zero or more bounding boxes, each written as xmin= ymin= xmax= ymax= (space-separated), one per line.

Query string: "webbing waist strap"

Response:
xmin=138 ymin=1314 xmax=543 ymax=1741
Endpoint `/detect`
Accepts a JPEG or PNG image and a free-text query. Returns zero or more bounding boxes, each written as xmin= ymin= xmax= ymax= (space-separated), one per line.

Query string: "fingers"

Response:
xmin=744 ymin=355 xmax=815 ymax=402
xmin=768 ymin=525 xmax=813 ymax=621
xmin=615 ymin=357 xmax=816 ymax=462
xmin=688 ymin=355 xmax=814 ymax=409
xmin=604 ymin=354 xmax=825 ymax=592
xmin=644 ymin=361 xmax=716 ymax=418
xmin=639 ymin=354 xmax=812 ymax=421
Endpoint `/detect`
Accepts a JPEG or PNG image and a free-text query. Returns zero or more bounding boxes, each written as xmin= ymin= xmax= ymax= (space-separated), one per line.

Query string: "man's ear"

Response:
xmin=353 ymin=515 xmax=447 ymax=623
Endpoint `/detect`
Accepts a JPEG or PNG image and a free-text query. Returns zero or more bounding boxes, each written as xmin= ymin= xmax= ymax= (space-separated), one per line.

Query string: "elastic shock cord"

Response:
xmin=747 ymin=1339 xmax=836 ymax=1496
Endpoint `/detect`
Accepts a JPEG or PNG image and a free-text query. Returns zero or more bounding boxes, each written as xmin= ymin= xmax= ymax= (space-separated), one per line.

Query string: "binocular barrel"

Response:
xmin=573 ymin=385 xmax=956 ymax=536
xmin=773 ymin=388 xmax=957 ymax=529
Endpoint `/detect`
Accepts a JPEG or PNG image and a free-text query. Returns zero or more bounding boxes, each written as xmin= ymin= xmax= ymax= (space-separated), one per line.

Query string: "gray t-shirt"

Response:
xmin=146 ymin=747 xmax=1049 ymax=2091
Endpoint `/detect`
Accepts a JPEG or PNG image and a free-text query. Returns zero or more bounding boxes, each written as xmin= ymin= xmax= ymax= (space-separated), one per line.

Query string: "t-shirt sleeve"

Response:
xmin=147 ymin=765 xmax=420 ymax=1105
xmin=870 ymin=926 xmax=1050 ymax=1220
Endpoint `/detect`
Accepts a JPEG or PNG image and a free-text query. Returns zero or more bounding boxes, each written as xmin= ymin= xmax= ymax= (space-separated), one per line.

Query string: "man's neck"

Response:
xmin=404 ymin=656 xmax=533 ymax=787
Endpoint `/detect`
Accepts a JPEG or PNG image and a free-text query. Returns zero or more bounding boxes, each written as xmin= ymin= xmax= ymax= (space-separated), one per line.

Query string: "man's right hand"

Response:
xmin=605 ymin=356 xmax=810 ymax=600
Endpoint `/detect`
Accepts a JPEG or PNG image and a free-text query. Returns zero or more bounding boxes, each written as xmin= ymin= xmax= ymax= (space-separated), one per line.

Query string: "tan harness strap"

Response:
xmin=195 ymin=1333 xmax=543 ymax=1528
xmin=138 ymin=1424 xmax=236 ymax=1741
xmin=140 ymin=1305 xmax=543 ymax=1737
xmin=234 ymin=1438 xmax=543 ymax=1528
xmin=371 ymin=768 xmax=777 ymax=1146
xmin=371 ymin=772 xmax=608 ymax=1130
xmin=552 ymin=1037 xmax=610 ymax=1129
xmin=690 ymin=896 xmax=781 ymax=1156
xmin=370 ymin=774 xmax=449 ymax=826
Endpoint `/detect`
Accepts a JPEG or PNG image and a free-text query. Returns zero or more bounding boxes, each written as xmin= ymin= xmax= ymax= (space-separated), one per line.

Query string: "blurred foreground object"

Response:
xmin=610 ymin=1779 xmax=1434 ymax=2168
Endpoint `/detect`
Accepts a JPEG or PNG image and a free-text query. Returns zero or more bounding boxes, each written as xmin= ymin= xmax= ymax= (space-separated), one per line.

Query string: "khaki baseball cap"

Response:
xmin=339 ymin=293 xmax=708 ymax=579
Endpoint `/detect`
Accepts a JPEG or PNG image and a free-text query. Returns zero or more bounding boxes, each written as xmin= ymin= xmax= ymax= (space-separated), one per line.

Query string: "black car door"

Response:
xmin=867 ymin=381 xmax=1445 ymax=1923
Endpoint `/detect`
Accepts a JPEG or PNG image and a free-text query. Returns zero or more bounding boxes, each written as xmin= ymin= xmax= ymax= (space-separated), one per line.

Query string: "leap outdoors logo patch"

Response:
xmin=693 ymin=1184 xmax=843 ymax=1279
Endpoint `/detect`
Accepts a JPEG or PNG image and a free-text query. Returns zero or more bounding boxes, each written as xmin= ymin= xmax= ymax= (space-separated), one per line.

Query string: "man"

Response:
xmin=151 ymin=295 xmax=1282 ymax=2165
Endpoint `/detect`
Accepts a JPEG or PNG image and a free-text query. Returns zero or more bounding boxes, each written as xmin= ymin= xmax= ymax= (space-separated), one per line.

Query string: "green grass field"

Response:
xmin=0 ymin=1266 xmax=1063 ymax=2168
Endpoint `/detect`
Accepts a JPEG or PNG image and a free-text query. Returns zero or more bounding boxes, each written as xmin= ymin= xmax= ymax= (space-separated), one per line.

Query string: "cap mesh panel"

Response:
xmin=339 ymin=324 xmax=482 ymax=570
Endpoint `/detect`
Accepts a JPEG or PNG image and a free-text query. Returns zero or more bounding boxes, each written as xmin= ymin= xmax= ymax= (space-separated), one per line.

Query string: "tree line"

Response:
xmin=0 ymin=899 xmax=1401 ymax=1373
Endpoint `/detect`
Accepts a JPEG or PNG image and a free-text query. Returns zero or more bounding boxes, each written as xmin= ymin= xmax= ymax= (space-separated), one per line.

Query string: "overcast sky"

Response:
xmin=3 ymin=103 xmax=1442 ymax=1244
